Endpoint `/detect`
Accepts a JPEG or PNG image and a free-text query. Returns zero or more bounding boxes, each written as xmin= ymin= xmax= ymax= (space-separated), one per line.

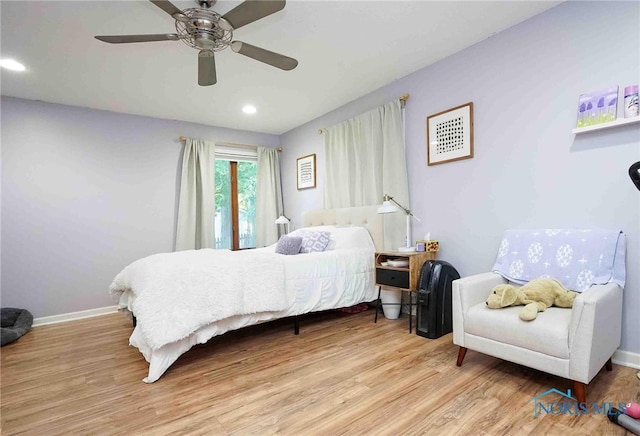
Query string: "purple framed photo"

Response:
xmin=577 ymin=86 xmax=618 ymax=127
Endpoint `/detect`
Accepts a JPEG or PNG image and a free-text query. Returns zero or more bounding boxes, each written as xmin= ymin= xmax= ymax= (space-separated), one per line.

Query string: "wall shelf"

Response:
xmin=572 ymin=116 xmax=640 ymax=134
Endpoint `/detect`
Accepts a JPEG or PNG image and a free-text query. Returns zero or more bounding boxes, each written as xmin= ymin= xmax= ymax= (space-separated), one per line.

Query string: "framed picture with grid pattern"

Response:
xmin=427 ymin=102 xmax=474 ymax=166
xmin=296 ymin=153 xmax=316 ymax=190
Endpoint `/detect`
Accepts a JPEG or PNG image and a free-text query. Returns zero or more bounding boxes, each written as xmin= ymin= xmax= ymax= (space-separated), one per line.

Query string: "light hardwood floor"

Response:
xmin=1 ymin=310 xmax=638 ymax=435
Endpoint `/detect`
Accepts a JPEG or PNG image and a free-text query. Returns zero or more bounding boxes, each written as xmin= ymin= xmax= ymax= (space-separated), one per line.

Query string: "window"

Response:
xmin=214 ymin=144 xmax=257 ymax=250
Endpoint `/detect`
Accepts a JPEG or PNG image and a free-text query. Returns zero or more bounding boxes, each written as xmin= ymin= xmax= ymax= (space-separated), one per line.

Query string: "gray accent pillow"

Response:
xmin=275 ymin=235 xmax=303 ymax=255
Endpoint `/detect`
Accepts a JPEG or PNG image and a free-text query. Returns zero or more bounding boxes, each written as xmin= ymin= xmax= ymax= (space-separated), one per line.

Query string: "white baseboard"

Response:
xmin=613 ymin=349 xmax=640 ymax=370
xmin=33 ymin=305 xmax=119 ymax=326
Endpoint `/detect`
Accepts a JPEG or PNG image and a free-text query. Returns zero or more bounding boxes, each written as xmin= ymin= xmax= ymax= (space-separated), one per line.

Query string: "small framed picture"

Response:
xmin=576 ymin=86 xmax=618 ymax=128
xmin=296 ymin=153 xmax=316 ymax=190
xmin=427 ymin=102 xmax=474 ymax=166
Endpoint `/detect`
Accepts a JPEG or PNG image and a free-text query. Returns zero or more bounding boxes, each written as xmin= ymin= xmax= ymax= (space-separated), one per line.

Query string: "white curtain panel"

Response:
xmin=256 ymin=147 xmax=284 ymax=247
xmin=324 ymin=99 xmax=409 ymax=210
xmin=175 ymin=138 xmax=216 ymax=251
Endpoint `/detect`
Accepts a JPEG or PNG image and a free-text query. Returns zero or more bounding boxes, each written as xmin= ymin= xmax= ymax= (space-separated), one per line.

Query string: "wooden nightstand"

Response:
xmin=374 ymin=250 xmax=437 ymax=332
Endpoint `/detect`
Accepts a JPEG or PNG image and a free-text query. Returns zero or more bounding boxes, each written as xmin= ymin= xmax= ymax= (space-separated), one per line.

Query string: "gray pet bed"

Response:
xmin=1 ymin=308 xmax=33 ymax=346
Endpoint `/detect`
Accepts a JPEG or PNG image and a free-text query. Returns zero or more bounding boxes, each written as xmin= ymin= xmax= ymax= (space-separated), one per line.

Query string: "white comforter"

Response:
xmin=109 ymin=249 xmax=289 ymax=350
xmin=110 ymin=226 xmax=377 ymax=383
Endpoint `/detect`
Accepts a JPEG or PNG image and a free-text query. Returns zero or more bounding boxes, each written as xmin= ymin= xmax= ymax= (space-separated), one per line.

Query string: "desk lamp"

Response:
xmin=377 ymin=194 xmax=420 ymax=250
xmin=275 ymin=215 xmax=291 ymax=234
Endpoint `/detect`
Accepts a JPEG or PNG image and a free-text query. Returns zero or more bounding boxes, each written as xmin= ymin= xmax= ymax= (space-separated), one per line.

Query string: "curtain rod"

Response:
xmin=179 ymin=136 xmax=282 ymax=152
xmin=317 ymin=93 xmax=410 ymax=135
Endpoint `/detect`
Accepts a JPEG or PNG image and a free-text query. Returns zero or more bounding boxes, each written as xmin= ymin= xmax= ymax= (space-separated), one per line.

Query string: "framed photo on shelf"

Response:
xmin=576 ymin=86 xmax=618 ymax=128
xmin=427 ymin=102 xmax=474 ymax=166
xmin=296 ymin=153 xmax=316 ymax=190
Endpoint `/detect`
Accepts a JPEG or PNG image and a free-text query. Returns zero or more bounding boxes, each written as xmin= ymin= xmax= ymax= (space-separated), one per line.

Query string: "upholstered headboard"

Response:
xmin=302 ymin=206 xmax=403 ymax=251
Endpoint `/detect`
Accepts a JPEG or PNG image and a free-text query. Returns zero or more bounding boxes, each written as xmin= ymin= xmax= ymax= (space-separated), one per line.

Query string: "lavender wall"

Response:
xmin=1 ymin=97 xmax=279 ymax=317
xmin=1 ymin=1 xmax=638 ymax=355
xmin=280 ymin=1 xmax=640 ymax=353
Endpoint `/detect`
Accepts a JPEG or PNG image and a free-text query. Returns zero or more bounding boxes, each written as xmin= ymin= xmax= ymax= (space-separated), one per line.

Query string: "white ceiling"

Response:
xmin=1 ymin=1 xmax=561 ymax=135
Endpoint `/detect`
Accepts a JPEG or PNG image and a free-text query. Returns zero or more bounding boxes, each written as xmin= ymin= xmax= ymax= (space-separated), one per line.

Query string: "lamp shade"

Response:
xmin=275 ymin=215 xmax=290 ymax=224
xmin=377 ymin=200 xmax=399 ymax=214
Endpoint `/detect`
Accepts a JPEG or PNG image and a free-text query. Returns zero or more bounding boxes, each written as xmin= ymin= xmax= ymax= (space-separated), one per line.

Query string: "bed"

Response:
xmin=110 ymin=206 xmax=389 ymax=383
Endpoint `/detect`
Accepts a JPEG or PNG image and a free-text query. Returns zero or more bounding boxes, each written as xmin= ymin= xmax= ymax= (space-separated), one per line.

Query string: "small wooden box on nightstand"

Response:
xmin=374 ymin=250 xmax=437 ymax=332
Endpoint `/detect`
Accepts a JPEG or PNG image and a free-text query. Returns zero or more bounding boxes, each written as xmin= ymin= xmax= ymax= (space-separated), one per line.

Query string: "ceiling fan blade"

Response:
xmin=95 ymin=34 xmax=179 ymax=44
xmin=231 ymin=41 xmax=297 ymax=71
xmin=149 ymin=0 xmax=185 ymax=19
xmin=222 ymin=0 xmax=286 ymax=30
xmin=198 ymin=50 xmax=217 ymax=86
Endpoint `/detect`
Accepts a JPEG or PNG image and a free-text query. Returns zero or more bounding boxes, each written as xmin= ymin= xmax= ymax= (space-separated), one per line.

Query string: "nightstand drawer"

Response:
xmin=376 ymin=269 xmax=410 ymax=289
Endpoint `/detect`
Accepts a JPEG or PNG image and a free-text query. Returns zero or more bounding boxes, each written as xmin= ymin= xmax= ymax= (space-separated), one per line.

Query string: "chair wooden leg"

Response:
xmin=374 ymin=286 xmax=381 ymax=324
xmin=573 ymin=381 xmax=587 ymax=403
xmin=605 ymin=358 xmax=613 ymax=371
xmin=456 ymin=347 xmax=467 ymax=367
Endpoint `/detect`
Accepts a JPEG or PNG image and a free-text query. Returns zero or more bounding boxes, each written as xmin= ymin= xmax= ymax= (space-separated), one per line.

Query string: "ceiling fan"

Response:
xmin=95 ymin=0 xmax=298 ymax=86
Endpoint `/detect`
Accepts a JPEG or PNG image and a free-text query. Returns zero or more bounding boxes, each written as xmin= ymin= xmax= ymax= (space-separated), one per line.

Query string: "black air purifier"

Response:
xmin=416 ymin=260 xmax=460 ymax=339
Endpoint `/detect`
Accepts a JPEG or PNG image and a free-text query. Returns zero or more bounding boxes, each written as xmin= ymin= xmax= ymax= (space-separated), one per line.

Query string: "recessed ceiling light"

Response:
xmin=0 ymin=58 xmax=26 ymax=72
xmin=242 ymin=105 xmax=257 ymax=115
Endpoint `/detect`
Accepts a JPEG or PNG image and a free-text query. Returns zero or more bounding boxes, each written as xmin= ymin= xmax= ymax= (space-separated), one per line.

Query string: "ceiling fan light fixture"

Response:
xmin=176 ymin=8 xmax=232 ymax=52
xmin=242 ymin=104 xmax=257 ymax=115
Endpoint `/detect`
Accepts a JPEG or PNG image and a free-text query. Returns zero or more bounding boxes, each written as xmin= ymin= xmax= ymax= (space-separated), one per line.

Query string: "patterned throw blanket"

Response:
xmin=492 ymin=229 xmax=626 ymax=292
xmin=109 ymin=249 xmax=288 ymax=349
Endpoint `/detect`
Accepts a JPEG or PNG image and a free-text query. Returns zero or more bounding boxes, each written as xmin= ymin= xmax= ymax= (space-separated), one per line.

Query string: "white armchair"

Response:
xmin=452 ymin=229 xmax=626 ymax=403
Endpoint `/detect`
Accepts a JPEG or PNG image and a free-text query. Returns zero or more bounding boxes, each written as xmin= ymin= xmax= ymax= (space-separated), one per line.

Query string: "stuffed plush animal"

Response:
xmin=485 ymin=278 xmax=578 ymax=321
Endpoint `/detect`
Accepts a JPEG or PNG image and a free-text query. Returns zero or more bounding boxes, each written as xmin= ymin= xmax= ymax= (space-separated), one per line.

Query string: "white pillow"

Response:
xmin=291 ymin=226 xmax=374 ymax=251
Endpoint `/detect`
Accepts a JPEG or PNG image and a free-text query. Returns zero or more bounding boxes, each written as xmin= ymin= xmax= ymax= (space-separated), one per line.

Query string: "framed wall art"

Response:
xmin=576 ymin=86 xmax=618 ymax=127
xmin=296 ymin=153 xmax=316 ymax=190
xmin=427 ymin=102 xmax=474 ymax=166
